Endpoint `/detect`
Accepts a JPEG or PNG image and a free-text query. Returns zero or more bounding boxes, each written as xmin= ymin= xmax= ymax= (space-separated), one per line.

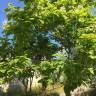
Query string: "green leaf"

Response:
xmin=4 ymin=8 xmax=11 ymax=12
xmin=88 ymin=68 xmax=94 ymax=75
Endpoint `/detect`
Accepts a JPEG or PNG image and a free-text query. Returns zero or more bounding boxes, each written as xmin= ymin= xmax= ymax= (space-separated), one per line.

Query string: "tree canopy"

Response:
xmin=0 ymin=0 xmax=96 ymax=95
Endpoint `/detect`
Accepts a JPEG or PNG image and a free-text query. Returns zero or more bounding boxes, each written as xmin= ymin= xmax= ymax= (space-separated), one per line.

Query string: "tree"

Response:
xmin=0 ymin=0 xmax=96 ymax=96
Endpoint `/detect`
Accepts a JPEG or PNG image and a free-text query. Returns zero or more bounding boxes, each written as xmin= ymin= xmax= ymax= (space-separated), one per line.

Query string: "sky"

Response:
xmin=0 ymin=0 xmax=24 ymax=37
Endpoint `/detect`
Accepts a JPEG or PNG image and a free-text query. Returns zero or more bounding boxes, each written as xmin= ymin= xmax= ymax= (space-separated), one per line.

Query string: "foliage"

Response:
xmin=38 ymin=53 xmax=65 ymax=87
xmin=0 ymin=0 xmax=96 ymax=96
xmin=0 ymin=55 xmax=35 ymax=83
